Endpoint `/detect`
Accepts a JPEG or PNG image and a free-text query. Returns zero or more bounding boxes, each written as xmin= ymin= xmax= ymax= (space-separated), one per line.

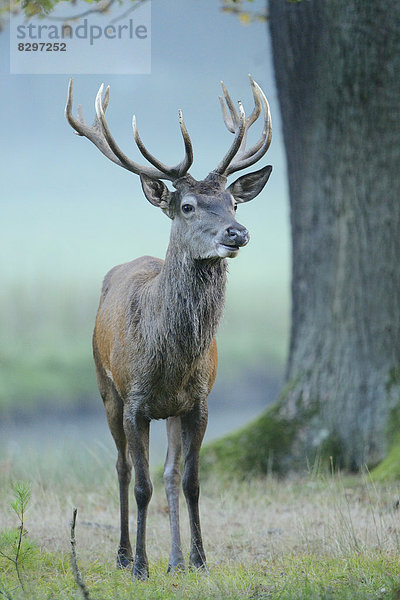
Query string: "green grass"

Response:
xmin=2 ymin=551 xmax=400 ymax=599
xmin=1 ymin=441 xmax=400 ymax=599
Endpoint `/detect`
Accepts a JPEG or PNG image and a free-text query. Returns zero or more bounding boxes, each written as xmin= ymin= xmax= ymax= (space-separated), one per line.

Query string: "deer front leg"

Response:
xmin=181 ymin=403 xmax=208 ymax=571
xmin=123 ymin=408 xmax=153 ymax=580
xmin=116 ymin=444 xmax=133 ymax=568
xmin=101 ymin=379 xmax=133 ymax=568
xmin=164 ymin=416 xmax=185 ymax=573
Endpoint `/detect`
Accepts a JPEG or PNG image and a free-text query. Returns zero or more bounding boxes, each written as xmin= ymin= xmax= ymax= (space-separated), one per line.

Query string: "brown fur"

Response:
xmin=93 ymin=252 xmax=226 ymax=420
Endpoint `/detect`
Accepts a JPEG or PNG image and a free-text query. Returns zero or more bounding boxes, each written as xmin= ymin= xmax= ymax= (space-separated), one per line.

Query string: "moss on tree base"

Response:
xmin=371 ymin=440 xmax=400 ymax=481
xmin=201 ymin=383 xmax=339 ymax=478
xmin=201 ymin=404 xmax=294 ymax=478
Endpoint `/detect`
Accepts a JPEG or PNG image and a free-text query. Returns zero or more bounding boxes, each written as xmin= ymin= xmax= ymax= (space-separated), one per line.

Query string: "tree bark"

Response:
xmin=268 ymin=0 xmax=400 ymax=470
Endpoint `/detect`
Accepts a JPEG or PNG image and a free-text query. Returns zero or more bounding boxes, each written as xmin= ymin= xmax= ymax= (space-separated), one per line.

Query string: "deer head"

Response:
xmin=65 ymin=76 xmax=272 ymax=260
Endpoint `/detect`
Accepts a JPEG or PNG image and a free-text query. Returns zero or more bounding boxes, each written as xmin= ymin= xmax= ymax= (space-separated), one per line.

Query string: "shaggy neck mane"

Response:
xmin=157 ymin=246 xmax=227 ymax=367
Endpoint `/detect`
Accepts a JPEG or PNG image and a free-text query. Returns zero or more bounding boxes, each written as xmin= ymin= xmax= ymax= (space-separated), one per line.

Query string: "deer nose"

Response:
xmin=225 ymin=225 xmax=249 ymax=247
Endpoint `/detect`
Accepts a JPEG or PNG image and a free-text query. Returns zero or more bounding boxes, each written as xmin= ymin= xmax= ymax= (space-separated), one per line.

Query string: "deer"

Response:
xmin=65 ymin=75 xmax=272 ymax=580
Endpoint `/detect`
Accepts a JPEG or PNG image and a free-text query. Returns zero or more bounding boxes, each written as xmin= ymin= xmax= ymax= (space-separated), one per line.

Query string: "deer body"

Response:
xmin=66 ymin=78 xmax=272 ymax=579
xmin=93 ymin=250 xmax=225 ymax=420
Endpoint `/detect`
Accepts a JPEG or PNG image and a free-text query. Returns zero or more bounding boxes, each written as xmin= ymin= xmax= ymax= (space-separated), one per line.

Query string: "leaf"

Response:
xmin=239 ymin=12 xmax=251 ymax=24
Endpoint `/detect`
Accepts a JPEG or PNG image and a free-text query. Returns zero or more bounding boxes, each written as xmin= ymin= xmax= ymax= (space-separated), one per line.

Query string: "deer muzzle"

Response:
xmin=216 ymin=223 xmax=250 ymax=258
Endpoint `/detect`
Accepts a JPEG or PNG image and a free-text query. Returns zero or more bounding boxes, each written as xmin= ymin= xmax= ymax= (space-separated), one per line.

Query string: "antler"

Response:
xmin=213 ymin=75 xmax=272 ymax=177
xmin=65 ymin=79 xmax=193 ymax=182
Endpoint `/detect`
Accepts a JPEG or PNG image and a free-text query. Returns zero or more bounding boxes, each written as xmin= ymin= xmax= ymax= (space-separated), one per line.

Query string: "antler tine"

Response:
xmin=245 ymin=74 xmax=262 ymax=129
xmin=219 ymin=81 xmax=240 ymax=133
xmin=225 ymin=79 xmax=272 ymax=176
xmin=213 ymin=76 xmax=272 ymax=177
xmin=219 ymin=95 xmax=235 ymax=133
xmin=132 ymin=109 xmax=193 ymax=179
xmin=66 ymin=79 xmax=86 ymax=136
xmin=240 ymin=78 xmax=271 ymax=157
xmin=214 ymin=100 xmax=246 ymax=175
xmin=235 ymin=75 xmax=262 ymax=156
xmin=100 ymin=83 xmax=110 ymax=112
xmin=65 ymin=79 xmax=127 ymax=167
xmin=177 ymin=109 xmax=194 ymax=175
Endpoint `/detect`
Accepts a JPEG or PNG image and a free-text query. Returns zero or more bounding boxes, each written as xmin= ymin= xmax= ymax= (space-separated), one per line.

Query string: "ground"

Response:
xmin=1 ymin=442 xmax=400 ymax=599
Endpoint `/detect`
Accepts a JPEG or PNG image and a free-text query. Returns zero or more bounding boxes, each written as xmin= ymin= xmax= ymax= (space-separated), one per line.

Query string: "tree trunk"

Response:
xmin=268 ymin=0 xmax=400 ymax=470
xmin=202 ymin=0 xmax=400 ymax=477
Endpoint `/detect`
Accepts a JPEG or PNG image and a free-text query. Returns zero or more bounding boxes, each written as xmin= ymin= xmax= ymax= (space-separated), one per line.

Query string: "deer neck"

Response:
xmin=158 ymin=242 xmax=228 ymax=358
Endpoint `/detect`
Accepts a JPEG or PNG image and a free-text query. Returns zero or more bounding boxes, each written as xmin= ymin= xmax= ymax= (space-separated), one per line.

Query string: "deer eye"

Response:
xmin=234 ymin=203 xmax=238 ymax=212
xmin=182 ymin=204 xmax=194 ymax=214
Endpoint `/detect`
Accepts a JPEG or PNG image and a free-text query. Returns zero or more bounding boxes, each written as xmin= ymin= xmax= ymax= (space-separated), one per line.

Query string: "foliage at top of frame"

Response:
xmin=221 ymin=0 xmax=305 ymax=25
xmin=221 ymin=0 xmax=267 ymax=24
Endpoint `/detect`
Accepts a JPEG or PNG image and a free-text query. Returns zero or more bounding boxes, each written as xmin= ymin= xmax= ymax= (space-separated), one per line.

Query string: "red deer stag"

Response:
xmin=65 ymin=76 xmax=272 ymax=580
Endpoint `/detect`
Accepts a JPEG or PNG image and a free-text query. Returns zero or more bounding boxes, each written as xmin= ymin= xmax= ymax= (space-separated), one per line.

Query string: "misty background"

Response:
xmin=0 ymin=0 xmax=290 ymax=466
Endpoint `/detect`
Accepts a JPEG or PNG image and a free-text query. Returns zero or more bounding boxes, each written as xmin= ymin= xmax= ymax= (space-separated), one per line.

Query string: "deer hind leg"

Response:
xmin=102 ymin=383 xmax=133 ymax=568
xmin=164 ymin=416 xmax=185 ymax=573
xmin=181 ymin=402 xmax=208 ymax=571
xmin=123 ymin=406 xmax=153 ymax=580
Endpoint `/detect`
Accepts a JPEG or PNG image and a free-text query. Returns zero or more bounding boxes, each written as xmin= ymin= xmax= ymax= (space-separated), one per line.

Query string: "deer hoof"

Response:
xmin=117 ymin=548 xmax=133 ymax=569
xmin=189 ymin=555 xmax=208 ymax=572
xmin=167 ymin=561 xmax=185 ymax=574
xmin=132 ymin=561 xmax=149 ymax=580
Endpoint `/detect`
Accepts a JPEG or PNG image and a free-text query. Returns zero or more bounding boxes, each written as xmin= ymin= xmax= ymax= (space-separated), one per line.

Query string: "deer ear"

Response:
xmin=140 ymin=174 xmax=172 ymax=213
xmin=227 ymin=165 xmax=272 ymax=203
